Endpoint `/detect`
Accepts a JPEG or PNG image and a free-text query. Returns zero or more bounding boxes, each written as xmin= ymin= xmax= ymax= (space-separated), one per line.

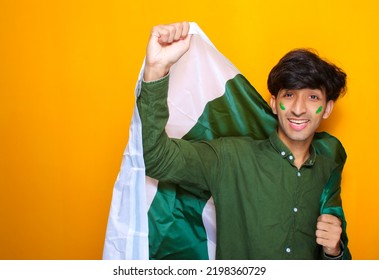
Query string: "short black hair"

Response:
xmin=267 ymin=49 xmax=347 ymax=101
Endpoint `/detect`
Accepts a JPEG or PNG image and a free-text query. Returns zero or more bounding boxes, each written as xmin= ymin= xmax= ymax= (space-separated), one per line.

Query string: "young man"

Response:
xmin=137 ymin=21 xmax=350 ymax=259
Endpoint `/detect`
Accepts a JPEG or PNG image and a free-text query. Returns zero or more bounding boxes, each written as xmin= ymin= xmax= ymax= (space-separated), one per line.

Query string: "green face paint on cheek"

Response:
xmin=316 ymin=106 xmax=323 ymax=114
xmin=279 ymin=102 xmax=286 ymax=111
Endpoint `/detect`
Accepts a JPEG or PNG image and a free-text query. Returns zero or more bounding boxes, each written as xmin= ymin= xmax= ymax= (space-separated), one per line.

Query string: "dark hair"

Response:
xmin=267 ymin=49 xmax=347 ymax=101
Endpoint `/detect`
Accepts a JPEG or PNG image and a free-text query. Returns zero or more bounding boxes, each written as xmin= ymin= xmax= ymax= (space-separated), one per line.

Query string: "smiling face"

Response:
xmin=270 ymin=88 xmax=334 ymax=149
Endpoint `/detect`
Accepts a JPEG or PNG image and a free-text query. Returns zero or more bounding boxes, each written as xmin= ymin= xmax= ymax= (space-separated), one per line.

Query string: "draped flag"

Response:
xmin=103 ymin=23 xmax=350 ymax=260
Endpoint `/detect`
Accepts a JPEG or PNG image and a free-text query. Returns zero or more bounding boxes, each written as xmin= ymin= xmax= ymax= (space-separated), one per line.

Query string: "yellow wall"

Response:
xmin=0 ymin=0 xmax=378 ymax=259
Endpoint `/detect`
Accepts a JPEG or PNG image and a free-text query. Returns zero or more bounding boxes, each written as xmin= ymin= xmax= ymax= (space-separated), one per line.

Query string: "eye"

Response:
xmin=283 ymin=92 xmax=293 ymax=98
xmin=310 ymin=95 xmax=320 ymax=100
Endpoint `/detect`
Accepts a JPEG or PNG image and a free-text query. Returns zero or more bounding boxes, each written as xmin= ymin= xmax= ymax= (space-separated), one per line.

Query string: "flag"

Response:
xmin=103 ymin=22 xmax=350 ymax=260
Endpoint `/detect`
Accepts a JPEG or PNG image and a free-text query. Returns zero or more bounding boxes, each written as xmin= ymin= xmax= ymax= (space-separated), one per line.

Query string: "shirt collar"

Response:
xmin=269 ymin=130 xmax=316 ymax=167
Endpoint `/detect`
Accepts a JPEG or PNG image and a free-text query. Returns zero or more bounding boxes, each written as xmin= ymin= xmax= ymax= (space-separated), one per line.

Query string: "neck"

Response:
xmin=277 ymin=130 xmax=313 ymax=169
xmin=291 ymin=145 xmax=311 ymax=169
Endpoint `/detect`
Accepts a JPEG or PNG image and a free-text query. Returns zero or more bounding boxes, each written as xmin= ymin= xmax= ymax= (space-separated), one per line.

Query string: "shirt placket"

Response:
xmin=283 ymin=154 xmax=302 ymax=258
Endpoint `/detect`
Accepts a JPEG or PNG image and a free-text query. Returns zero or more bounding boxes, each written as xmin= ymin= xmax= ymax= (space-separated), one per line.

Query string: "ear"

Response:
xmin=322 ymin=100 xmax=334 ymax=119
xmin=270 ymin=95 xmax=278 ymax=115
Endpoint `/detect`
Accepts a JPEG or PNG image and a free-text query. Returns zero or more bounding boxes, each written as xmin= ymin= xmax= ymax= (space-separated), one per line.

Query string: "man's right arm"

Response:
xmin=135 ymin=22 xmax=222 ymax=191
xmin=137 ymin=75 xmax=220 ymax=192
xmin=137 ymin=75 xmax=171 ymax=179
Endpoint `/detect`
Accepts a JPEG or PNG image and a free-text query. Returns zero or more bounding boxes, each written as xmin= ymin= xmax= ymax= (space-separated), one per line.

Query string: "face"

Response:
xmin=270 ymin=88 xmax=334 ymax=148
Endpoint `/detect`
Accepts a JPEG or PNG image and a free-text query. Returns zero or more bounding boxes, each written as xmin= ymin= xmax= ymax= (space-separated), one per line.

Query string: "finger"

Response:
xmin=316 ymin=236 xmax=335 ymax=249
xmin=316 ymin=228 xmax=330 ymax=239
xmin=160 ymin=24 xmax=182 ymax=43
xmin=181 ymin=21 xmax=190 ymax=39
xmin=317 ymin=220 xmax=342 ymax=234
xmin=151 ymin=25 xmax=167 ymax=42
xmin=152 ymin=22 xmax=190 ymax=44
xmin=316 ymin=220 xmax=329 ymax=231
xmin=152 ymin=25 xmax=175 ymax=44
xmin=316 ymin=234 xmax=328 ymax=246
xmin=172 ymin=22 xmax=184 ymax=41
xmin=165 ymin=24 xmax=177 ymax=43
xmin=316 ymin=230 xmax=340 ymax=249
xmin=315 ymin=222 xmax=342 ymax=248
xmin=318 ymin=214 xmax=342 ymax=226
xmin=316 ymin=228 xmax=340 ymax=244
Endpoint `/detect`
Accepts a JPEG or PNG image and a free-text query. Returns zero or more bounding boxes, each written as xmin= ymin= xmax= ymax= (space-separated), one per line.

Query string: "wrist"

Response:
xmin=143 ymin=64 xmax=170 ymax=82
xmin=324 ymin=248 xmax=341 ymax=257
xmin=324 ymin=240 xmax=344 ymax=258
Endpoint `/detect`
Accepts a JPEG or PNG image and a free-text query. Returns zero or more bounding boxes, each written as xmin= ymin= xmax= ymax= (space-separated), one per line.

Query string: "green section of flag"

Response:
xmin=148 ymin=182 xmax=210 ymax=260
xmin=187 ymin=74 xmax=276 ymax=140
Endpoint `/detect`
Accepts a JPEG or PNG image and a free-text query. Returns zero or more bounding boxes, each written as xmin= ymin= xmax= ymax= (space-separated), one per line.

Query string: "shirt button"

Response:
xmin=281 ymin=151 xmax=286 ymax=156
xmin=297 ymin=172 xmax=301 ymax=177
xmin=289 ymin=155 xmax=294 ymax=160
xmin=293 ymin=207 xmax=298 ymax=213
xmin=286 ymin=247 xmax=291 ymax=253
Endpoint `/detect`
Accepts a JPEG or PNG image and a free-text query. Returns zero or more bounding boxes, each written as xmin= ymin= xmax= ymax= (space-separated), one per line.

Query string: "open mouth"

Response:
xmin=288 ymin=119 xmax=309 ymax=130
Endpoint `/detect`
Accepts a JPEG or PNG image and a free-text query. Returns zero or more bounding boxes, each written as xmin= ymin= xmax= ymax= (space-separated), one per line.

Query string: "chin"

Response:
xmin=285 ymin=132 xmax=313 ymax=143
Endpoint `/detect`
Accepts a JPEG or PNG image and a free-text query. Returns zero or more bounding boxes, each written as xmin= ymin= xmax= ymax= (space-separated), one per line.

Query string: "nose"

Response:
xmin=291 ymin=95 xmax=307 ymax=116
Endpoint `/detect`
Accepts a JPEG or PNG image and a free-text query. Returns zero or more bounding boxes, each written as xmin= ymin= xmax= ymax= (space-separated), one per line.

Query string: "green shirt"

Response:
xmin=138 ymin=75 xmax=346 ymax=260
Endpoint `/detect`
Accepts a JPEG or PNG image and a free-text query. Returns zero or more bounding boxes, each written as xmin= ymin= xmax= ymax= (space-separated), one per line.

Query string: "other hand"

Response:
xmin=316 ymin=214 xmax=342 ymax=257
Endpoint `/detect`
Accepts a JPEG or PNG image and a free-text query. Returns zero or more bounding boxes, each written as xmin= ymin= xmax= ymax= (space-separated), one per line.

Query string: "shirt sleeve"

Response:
xmin=137 ymin=75 xmax=222 ymax=193
xmin=322 ymin=240 xmax=345 ymax=260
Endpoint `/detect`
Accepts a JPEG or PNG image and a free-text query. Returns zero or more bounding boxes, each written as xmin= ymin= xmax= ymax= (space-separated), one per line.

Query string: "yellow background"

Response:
xmin=1 ymin=0 xmax=378 ymax=260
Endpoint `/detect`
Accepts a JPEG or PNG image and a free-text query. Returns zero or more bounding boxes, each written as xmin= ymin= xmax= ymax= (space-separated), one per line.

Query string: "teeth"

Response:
xmin=289 ymin=119 xmax=308 ymax=124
